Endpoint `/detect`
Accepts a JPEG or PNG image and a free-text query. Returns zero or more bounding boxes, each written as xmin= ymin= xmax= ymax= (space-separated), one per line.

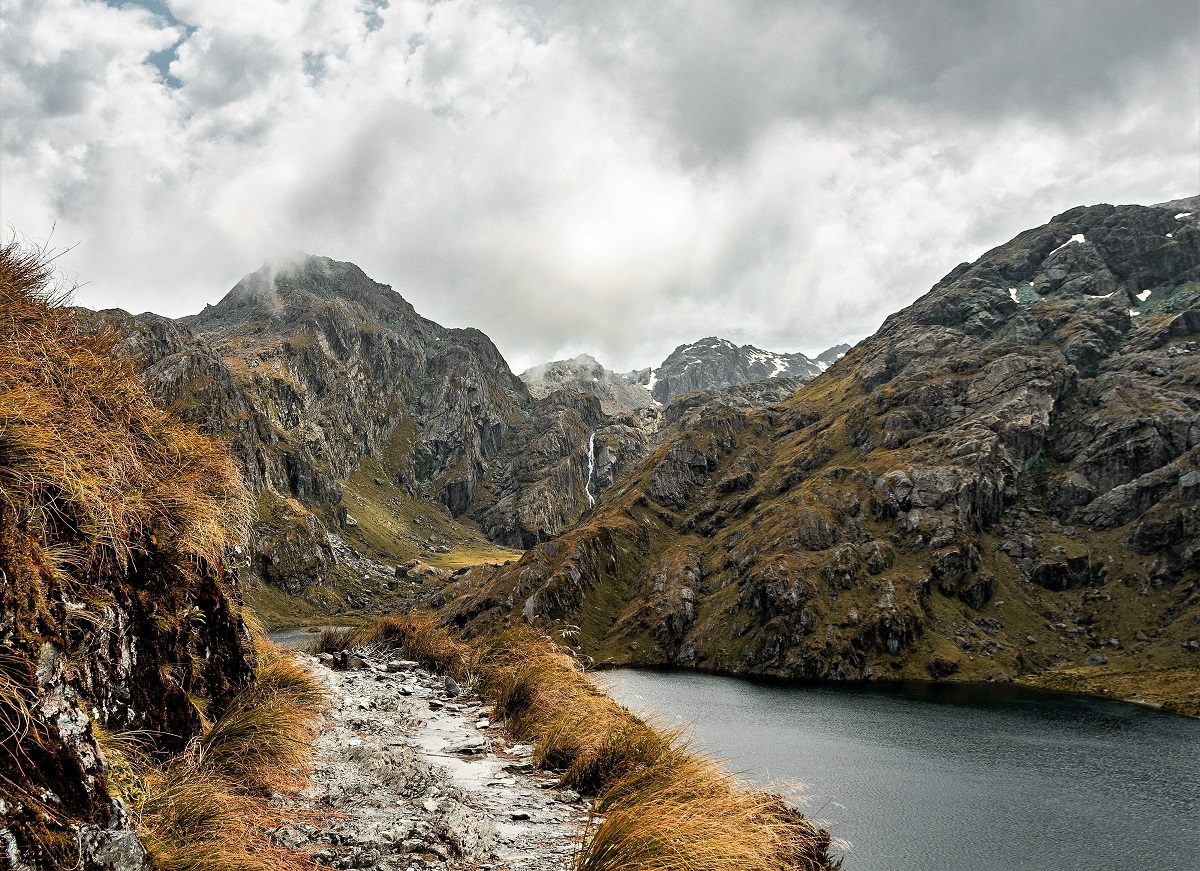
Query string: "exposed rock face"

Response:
xmin=445 ymin=202 xmax=1200 ymax=688
xmin=185 ymin=257 xmax=532 ymax=519
xmin=520 ymin=354 xmax=655 ymax=414
xmin=647 ymin=337 xmax=825 ymax=404
xmin=520 ymin=340 xmax=852 ymax=413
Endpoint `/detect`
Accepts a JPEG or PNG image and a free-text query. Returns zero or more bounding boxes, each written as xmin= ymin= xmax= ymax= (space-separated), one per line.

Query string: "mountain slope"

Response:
xmin=1 ymin=242 xmax=255 ymax=867
xmin=443 ymin=202 xmax=1200 ymax=711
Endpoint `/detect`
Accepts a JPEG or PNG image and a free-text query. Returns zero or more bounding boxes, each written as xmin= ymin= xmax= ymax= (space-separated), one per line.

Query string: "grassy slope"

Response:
xmin=0 ymin=239 xmax=326 ymax=868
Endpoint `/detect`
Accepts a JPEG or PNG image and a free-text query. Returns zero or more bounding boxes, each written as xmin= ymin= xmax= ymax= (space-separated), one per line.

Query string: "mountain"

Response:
xmin=520 ymin=340 xmax=854 ymax=414
xmin=816 ymin=343 xmax=852 ymax=367
xmin=520 ymin=354 xmax=654 ymax=414
xmin=80 ymin=256 xmax=624 ymax=620
xmin=442 ymin=201 xmax=1200 ymax=712
xmin=645 ymin=337 xmax=825 ymax=404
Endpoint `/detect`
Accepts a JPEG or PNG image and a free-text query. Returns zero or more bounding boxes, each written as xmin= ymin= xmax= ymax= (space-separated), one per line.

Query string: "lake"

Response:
xmin=595 ymin=669 xmax=1200 ymax=871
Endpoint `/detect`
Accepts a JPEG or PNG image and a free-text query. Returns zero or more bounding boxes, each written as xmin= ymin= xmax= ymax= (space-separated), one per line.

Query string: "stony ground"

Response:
xmin=273 ymin=651 xmax=585 ymax=871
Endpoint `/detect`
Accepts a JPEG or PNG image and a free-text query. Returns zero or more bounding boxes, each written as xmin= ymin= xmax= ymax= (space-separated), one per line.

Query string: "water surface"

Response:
xmin=596 ymin=670 xmax=1200 ymax=871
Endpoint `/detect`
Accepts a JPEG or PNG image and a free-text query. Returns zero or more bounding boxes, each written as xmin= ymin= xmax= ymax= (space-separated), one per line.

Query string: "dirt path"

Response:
xmin=273 ymin=652 xmax=584 ymax=871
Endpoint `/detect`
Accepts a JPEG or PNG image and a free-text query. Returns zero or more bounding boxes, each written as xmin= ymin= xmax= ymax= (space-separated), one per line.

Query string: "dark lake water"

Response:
xmin=595 ymin=670 xmax=1200 ymax=871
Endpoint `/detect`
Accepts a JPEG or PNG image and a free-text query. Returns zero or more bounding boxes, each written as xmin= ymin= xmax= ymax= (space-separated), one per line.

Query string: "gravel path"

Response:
xmin=273 ymin=653 xmax=583 ymax=871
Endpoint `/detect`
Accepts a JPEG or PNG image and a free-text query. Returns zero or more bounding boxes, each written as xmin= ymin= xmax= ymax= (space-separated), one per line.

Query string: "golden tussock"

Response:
xmin=0 ymin=237 xmax=250 ymax=571
xmin=102 ymin=642 xmax=330 ymax=871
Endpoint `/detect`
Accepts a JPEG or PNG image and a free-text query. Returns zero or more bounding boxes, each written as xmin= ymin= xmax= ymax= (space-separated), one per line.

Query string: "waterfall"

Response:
xmin=584 ymin=431 xmax=596 ymax=508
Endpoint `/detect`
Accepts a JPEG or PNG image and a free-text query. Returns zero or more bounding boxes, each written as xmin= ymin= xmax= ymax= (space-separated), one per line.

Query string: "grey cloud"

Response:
xmin=3 ymin=0 xmax=1197 ymax=375
xmin=514 ymin=0 xmax=1197 ymax=163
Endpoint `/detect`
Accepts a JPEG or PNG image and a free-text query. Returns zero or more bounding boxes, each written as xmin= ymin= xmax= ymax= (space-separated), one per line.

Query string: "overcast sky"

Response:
xmin=3 ymin=0 xmax=1198 ymax=371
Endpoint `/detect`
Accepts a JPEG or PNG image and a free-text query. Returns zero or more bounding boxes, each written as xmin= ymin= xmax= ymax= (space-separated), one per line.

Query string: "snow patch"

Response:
xmin=1084 ymin=291 xmax=1116 ymax=300
xmin=1048 ymin=234 xmax=1086 ymax=257
xmin=1175 ymin=212 xmax=1193 ymax=220
xmin=1136 ymin=289 xmax=1152 ymax=301
xmin=643 ymin=371 xmax=658 ymax=392
xmin=1129 ymin=309 xmax=1141 ymax=316
xmin=1009 ymin=288 xmax=1019 ymax=303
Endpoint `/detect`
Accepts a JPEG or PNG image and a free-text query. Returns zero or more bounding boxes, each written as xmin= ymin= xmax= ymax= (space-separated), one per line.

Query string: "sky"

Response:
xmin=2 ymin=0 xmax=1198 ymax=372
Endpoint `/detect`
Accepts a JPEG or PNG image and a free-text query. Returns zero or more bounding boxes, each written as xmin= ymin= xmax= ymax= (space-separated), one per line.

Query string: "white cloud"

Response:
xmin=2 ymin=0 xmax=1196 ymax=372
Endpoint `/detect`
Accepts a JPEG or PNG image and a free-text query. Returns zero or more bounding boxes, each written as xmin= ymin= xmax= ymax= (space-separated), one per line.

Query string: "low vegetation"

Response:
xmin=321 ymin=613 xmax=838 ymax=870
xmin=103 ymin=634 xmax=328 ymax=871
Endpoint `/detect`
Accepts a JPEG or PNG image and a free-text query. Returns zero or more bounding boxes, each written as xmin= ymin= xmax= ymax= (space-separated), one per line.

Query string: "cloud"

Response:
xmin=2 ymin=0 xmax=1196 ymax=372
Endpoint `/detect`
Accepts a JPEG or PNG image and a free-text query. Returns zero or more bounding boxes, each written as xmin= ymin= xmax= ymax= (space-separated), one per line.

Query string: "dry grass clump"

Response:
xmin=103 ymin=643 xmax=328 ymax=871
xmin=0 ymin=237 xmax=250 ymax=570
xmin=579 ymin=750 xmax=833 ymax=871
xmin=337 ymin=615 xmax=838 ymax=869
xmin=198 ymin=651 xmax=325 ymax=794
xmin=312 ymin=625 xmax=364 ymax=654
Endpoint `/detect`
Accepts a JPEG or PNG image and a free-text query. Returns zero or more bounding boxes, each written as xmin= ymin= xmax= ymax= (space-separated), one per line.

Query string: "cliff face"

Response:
xmin=444 ymin=202 xmax=1200 ymax=698
xmin=519 ymin=340 xmax=847 ymax=413
xmin=0 ymin=243 xmax=254 ymax=869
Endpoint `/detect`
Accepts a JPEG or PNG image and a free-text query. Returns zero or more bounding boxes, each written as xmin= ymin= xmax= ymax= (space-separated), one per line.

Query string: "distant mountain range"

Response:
xmin=520 ymin=339 xmax=851 ymax=413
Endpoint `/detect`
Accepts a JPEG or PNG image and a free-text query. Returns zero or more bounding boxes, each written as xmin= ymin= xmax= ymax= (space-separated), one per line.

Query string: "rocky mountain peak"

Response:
xmin=189 ymin=253 xmax=427 ymax=337
xmin=445 ymin=199 xmax=1200 ymax=704
xmin=520 ymin=353 xmax=656 ymax=414
xmin=647 ymin=336 xmax=825 ymax=403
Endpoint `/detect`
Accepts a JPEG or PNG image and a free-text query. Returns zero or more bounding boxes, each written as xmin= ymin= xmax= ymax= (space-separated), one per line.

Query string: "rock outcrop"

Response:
xmin=443 ymin=202 xmax=1200 ymax=692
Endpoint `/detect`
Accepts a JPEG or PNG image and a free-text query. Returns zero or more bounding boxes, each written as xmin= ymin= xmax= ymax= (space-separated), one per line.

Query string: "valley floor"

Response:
xmin=277 ymin=649 xmax=585 ymax=870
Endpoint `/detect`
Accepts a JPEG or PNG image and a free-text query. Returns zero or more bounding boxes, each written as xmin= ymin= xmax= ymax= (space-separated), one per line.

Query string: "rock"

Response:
xmin=77 ymin=826 xmax=148 ymax=871
xmin=1136 ymin=630 xmax=1149 ymax=642
xmin=448 ymin=737 xmax=489 ymax=756
xmin=926 ymin=655 xmax=960 ymax=678
xmin=1086 ymin=654 xmax=1109 ymax=666
xmin=444 ymin=676 xmax=462 ymax=698
xmin=645 ymin=337 xmax=825 ymax=404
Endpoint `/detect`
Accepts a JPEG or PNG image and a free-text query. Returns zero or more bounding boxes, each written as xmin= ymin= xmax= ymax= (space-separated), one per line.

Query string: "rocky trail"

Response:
xmin=272 ymin=648 xmax=585 ymax=871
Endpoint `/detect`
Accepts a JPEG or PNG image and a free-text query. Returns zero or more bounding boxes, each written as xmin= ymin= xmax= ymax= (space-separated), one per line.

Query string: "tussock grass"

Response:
xmin=197 ymin=645 xmax=326 ymax=795
xmin=312 ymin=625 xmax=363 ymax=654
xmin=0 ymin=237 xmax=250 ymax=571
xmin=101 ymin=642 xmax=328 ymax=871
xmin=339 ymin=615 xmax=838 ymax=870
xmin=580 ymin=750 xmax=832 ymax=871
